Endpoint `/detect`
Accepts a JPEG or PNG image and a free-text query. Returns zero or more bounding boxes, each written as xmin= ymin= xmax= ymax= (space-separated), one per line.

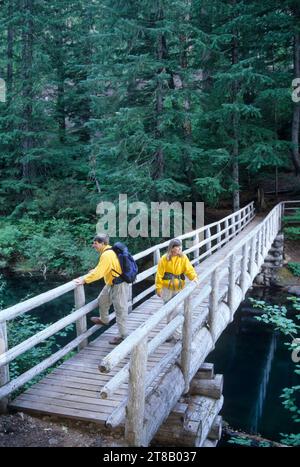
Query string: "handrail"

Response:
xmin=0 ymin=200 xmax=255 ymax=410
xmin=98 ymin=203 xmax=278 ymax=374
xmin=2 ymin=199 xmax=297 ymax=418
xmin=0 ymin=201 xmax=254 ymax=322
xmin=100 ymin=203 xmax=287 ymax=442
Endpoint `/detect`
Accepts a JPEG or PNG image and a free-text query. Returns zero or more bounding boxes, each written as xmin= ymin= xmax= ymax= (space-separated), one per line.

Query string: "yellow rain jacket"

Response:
xmin=83 ymin=245 xmax=122 ymax=286
xmin=155 ymin=254 xmax=197 ymax=293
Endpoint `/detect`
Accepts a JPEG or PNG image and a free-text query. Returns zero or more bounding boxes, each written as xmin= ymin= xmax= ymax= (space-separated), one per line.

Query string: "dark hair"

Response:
xmin=93 ymin=234 xmax=109 ymax=245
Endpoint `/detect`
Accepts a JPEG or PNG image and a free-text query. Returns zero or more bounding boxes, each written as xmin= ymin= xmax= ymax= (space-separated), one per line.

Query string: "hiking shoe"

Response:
xmin=90 ymin=317 xmax=108 ymax=326
xmin=109 ymin=336 xmax=124 ymax=345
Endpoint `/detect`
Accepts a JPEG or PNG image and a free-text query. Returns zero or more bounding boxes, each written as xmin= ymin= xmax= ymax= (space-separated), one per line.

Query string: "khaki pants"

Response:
xmin=97 ymin=282 xmax=129 ymax=338
xmin=161 ymin=288 xmax=182 ymax=339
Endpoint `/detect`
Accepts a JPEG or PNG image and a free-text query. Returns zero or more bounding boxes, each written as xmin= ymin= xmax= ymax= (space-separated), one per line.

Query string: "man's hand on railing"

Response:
xmin=74 ymin=277 xmax=85 ymax=286
xmin=156 ymin=289 xmax=162 ymax=298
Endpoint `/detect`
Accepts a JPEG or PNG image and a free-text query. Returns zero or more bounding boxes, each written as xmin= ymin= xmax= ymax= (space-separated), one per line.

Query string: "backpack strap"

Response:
xmin=102 ymin=249 xmax=123 ymax=283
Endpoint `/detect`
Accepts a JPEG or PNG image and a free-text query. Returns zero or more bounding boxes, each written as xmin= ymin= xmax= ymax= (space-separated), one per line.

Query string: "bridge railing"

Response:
xmin=0 ymin=201 xmax=255 ymax=409
xmin=132 ymin=201 xmax=255 ymax=306
xmin=98 ymin=202 xmax=286 ymax=445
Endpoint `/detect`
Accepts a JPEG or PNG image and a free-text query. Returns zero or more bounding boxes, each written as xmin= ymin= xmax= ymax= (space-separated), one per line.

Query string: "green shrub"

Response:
xmin=0 ymin=216 xmax=97 ymax=276
xmin=250 ymin=297 xmax=300 ymax=446
xmin=283 ymin=209 xmax=300 ymax=224
xmin=284 ymin=226 xmax=300 ymax=241
xmin=0 ymin=224 xmax=22 ymax=267
xmin=288 ymin=262 xmax=300 ymax=277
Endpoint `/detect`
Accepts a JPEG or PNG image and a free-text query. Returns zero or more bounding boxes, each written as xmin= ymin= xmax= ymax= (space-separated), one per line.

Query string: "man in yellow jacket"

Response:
xmin=155 ymin=238 xmax=198 ymax=340
xmin=75 ymin=234 xmax=129 ymax=345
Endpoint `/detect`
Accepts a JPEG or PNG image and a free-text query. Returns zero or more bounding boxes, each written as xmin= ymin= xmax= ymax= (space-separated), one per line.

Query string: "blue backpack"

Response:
xmin=109 ymin=242 xmax=138 ymax=284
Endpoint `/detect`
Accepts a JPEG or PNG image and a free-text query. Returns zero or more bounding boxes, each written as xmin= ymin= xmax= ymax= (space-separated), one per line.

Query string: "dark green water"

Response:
xmin=1 ymin=275 xmax=299 ymax=443
xmin=208 ymin=287 xmax=299 ymax=444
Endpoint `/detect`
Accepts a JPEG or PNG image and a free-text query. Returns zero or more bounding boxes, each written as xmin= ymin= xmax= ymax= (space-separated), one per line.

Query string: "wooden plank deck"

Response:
xmin=9 ymin=217 xmax=261 ymax=426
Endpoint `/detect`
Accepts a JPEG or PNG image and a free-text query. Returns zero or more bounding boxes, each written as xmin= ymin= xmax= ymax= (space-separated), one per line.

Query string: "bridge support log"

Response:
xmin=190 ymin=374 xmax=223 ymax=400
xmin=152 ymin=364 xmax=224 ymax=448
xmin=152 ymin=396 xmax=223 ymax=447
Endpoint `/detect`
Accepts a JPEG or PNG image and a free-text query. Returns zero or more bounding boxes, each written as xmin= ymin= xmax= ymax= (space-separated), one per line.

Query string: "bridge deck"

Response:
xmin=9 ymin=217 xmax=261 ymax=426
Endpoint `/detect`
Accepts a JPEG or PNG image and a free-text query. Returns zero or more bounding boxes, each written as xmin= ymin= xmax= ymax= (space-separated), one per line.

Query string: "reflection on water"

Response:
xmin=208 ymin=287 xmax=299 ymax=442
xmin=249 ymin=332 xmax=277 ymax=434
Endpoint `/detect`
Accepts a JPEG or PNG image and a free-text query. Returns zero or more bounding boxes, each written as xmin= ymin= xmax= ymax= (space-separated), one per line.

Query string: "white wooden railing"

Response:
xmin=1 ymin=199 xmax=293 ymax=425
xmin=0 ymin=202 xmax=255 ymax=410
xmin=96 ymin=202 xmax=291 ymax=445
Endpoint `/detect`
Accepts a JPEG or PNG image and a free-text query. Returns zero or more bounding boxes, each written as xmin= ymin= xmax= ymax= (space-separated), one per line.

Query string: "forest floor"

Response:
xmin=0 ymin=411 xmax=122 ymax=447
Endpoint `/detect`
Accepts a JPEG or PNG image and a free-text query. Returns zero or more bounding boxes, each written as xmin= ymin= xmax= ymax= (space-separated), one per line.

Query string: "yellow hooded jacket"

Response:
xmin=155 ymin=253 xmax=197 ymax=293
xmin=83 ymin=245 xmax=122 ymax=286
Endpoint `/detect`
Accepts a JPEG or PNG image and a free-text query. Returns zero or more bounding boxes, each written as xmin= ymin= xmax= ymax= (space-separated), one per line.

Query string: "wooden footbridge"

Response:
xmin=0 ymin=200 xmax=299 ymax=446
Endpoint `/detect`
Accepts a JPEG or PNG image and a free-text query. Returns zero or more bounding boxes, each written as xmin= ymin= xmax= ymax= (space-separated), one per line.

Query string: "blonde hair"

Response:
xmin=166 ymin=239 xmax=183 ymax=261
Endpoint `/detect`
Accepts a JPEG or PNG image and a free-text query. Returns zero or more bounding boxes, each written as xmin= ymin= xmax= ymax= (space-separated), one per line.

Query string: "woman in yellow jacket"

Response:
xmin=155 ymin=238 xmax=198 ymax=340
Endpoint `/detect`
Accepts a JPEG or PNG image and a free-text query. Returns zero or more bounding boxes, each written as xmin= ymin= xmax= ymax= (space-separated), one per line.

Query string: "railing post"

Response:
xmin=263 ymin=222 xmax=268 ymax=253
xmin=280 ymin=202 xmax=284 ymax=229
xmin=228 ymin=256 xmax=236 ymax=322
xmin=181 ymin=296 xmax=192 ymax=394
xmin=257 ymin=228 xmax=263 ymax=266
xmin=251 ymin=201 xmax=255 ymax=218
xmin=267 ymin=217 xmax=271 ymax=247
xmin=125 ymin=338 xmax=148 ymax=446
xmin=224 ymin=218 xmax=229 ymax=242
xmin=242 ymin=207 xmax=247 ymax=227
xmin=128 ymin=285 xmax=133 ymax=313
xmin=153 ymin=249 xmax=160 ymax=266
xmin=231 ymin=214 xmax=236 ymax=236
xmin=237 ymin=211 xmax=242 ymax=232
xmin=240 ymin=243 xmax=249 ymax=298
xmin=205 ymin=227 xmax=212 ymax=256
xmin=209 ymin=268 xmax=220 ymax=343
xmin=74 ymin=285 xmax=87 ymax=351
xmin=152 ymin=249 xmax=161 ymax=304
xmin=193 ymin=234 xmax=200 ymax=265
xmin=261 ymin=223 xmax=265 ymax=257
xmin=216 ymin=224 xmax=222 ymax=250
xmin=249 ymin=235 xmax=257 ymax=279
xmin=0 ymin=321 xmax=9 ymax=413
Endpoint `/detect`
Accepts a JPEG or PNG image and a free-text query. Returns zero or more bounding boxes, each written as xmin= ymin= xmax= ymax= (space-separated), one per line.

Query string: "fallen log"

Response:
xmin=223 ymin=425 xmax=289 ymax=448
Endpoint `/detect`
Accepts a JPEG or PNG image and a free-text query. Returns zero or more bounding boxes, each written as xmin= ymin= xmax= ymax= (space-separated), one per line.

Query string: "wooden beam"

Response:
xmin=181 ymin=296 xmax=192 ymax=394
xmin=74 ymin=285 xmax=87 ymax=351
xmin=0 ymin=322 xmax=9 ymax=413
xmin=125 ymin=339 xmax=148 ymax=446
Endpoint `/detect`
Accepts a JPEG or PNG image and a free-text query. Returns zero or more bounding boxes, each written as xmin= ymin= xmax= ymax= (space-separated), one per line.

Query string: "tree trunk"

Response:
xmin=153 ymin=4 xmax=166 ymax=184
xmin=231 ymin=0 xmax=240 ymax=212
xmin=153 ymin=32 xmax=165 ymax=182
xmin=180 ymin=1 xmax=198 ymax=202
xmin=291 ymin=32 xmax=300 ymax=175
xmin=56 ymin=36 xmax=66 ymax=143
xmin=21 ymin=0 xmax=34 ymax=184
xmin=6 ymin=0 xmax=14 ymax=103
